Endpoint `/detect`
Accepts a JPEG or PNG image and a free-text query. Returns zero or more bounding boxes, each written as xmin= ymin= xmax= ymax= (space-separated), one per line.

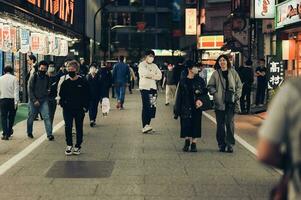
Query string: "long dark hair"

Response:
xmin=214 ymin=55 xmax=232 ymax=70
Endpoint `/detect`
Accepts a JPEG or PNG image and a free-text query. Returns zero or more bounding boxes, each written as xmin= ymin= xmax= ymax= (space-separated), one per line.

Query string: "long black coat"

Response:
xmin=174 ymin=76 xmax=208 ymax=119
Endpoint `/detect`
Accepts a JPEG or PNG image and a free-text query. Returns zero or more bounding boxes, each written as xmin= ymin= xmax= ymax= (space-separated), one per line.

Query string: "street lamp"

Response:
xmin=93 ymin=0 xmax=115 ymax=62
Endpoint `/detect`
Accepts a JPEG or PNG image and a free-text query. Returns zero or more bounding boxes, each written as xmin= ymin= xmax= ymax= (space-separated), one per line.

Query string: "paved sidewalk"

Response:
xmin=0 ymin=90 xmax=279 ymax=200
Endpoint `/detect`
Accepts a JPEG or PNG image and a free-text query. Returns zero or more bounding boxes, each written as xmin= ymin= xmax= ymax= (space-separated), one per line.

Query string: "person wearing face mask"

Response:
xmin=86 ymin=64 xmax=101 ymax=127
xmin=164 ymin=63 xmax=177 ymax=106
xmin=47 ymin=61 xmax=59 ymax=126
xmin=207 ymin=55 xmax=242 ymax=153
xmin=99 ymin=61 xmax=112 ymax=99
xmin=138 ymin=50 xmax=162 ymax=133
xmin=27 ymin=61 xmax=54 ymax=141
xmin=174 ymin=60 xmax=208 ymax=152
xmin=59 ymin=60 xmax=90 ymax=155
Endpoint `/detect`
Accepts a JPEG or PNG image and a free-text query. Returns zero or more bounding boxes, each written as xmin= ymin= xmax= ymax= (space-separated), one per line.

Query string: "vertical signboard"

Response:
xmin=20 ymin=29 xmax=30 ymax=53
xmin=185 ymin=8 xmax=197 ymax=35
xmin=0 ymin=24 xmax=3 ymax=50
xmin=30 ymin=33 xmax=40 ymax=54
xmin=10 ymin=27 xmax=17 ymax=52
xmin=255 ymin=0 xmax=275 ymax=18
xmin=59 ymin=39 xmax=68 ymax=56
xmin=0 ymin=51 xmax=3 ymax=76
xmin=267 ymin=56 xmax=285 ymax=89
xmin=2 ymin=25 xmax=11 ymax=51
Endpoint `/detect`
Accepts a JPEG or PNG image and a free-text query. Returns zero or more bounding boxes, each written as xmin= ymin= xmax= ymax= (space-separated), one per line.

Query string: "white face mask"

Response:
xmin=146 ymin=56 xmax=154 ymax=64
xmin=90 ymin=67 xmax=97 ymax=74
xmin=48 ymin=67 xmax=55 ymax=73
xmin=191 ymin=67 xmax=199 ymax=75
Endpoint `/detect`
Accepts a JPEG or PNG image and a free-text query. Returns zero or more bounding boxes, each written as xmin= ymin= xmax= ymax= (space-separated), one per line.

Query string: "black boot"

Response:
xmin=226 ymin=145 xmax=233 ymax=153
xmin=190 ymin=142 xmax=197 ymax=152
xmin=182 ymin=139 xmax=190 ymax=152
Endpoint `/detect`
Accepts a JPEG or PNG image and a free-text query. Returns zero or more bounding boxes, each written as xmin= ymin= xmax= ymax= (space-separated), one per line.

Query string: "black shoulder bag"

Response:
xmin=217 ymin=70 xmax=235 ymax=104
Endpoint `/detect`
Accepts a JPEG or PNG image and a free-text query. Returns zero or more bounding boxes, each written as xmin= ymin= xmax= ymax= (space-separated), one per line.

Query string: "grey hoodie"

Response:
xmin=207 ymin=68 xmax=242 ymax=111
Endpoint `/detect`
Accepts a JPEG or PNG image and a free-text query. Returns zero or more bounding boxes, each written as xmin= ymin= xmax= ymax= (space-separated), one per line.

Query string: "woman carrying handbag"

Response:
xmin=207 ymin=55 xmax=242 ymax=153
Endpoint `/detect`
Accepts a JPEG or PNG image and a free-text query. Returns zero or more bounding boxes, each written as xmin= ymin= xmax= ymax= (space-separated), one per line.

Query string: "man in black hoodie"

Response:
xmin=59 ymin=60 xmax=90 ymax=156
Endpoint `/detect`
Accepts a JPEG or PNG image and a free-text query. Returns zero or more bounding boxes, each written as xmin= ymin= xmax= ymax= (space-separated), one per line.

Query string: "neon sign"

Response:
xmin=27 ymin=0 xmax=74 ymax=24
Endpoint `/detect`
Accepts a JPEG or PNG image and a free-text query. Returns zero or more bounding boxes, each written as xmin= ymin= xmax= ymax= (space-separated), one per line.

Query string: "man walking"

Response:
xmin=47 ymin=61 xmax=58 ymax=126
xmin=0 ymin=66 xmax=19 ymax=140
xmin=255 ymin=58 xmax=267 ymax=106
xmin=164 ymin=63 xmax=177 ymax=106
xmin=112 ymin=56 xmax=130 ymax=110
xmin=238 ymin=60 xmax=254 ymax=114
xmin=27 ymin=61 xmax=54 ymax=140
xmin=59 ymin=60 xmax=90 ymax=155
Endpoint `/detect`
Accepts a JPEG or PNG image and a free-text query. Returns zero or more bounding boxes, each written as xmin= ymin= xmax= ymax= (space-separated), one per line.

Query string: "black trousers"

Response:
xmin=215 ymin=105 xmax=235 ymax=147
xmin=48 ymin=99 xmax=57 ymax=125
xmin=256 ymin=83 xmax=266 ymax=105
xmin=0 ymin=98 xmax=16 ymax=137
xmin=240 ymin=84 xmax=251 ymax=112
xmin=89 ymin=99 xmax=99 ymax=121
xmin=63 ymin=109 xmax=85 ymax=148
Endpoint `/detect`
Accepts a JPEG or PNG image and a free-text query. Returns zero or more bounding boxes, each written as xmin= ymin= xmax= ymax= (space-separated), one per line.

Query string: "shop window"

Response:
xmin=144 ymin=0 xmax=156 ymax=6
xmin=117 ymin=0 xmax=129 ymax=6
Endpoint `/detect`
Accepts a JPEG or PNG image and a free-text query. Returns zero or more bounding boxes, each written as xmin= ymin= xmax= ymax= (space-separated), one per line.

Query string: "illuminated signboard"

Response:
xmin=198 ymin=35 xmax=224 ymax=49
xmin=255 ymin=0 xmax=275 ymax=18
xmin=276 ymin=0 xmax=301 ymax=29
xmin=185 ymin=8 xmax=197 ymax=35
xmin=27 ymin=0 xmax=75 ymax=24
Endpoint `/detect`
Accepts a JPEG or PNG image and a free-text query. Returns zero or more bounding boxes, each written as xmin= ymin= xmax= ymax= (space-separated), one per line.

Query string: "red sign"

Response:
xmin=10 ymin=27 xmax=17 ymax=52
xmin=0 ymin=24 xmax=3 ymax=50
xmin=27 ymin=0 xmax=75 ymax=24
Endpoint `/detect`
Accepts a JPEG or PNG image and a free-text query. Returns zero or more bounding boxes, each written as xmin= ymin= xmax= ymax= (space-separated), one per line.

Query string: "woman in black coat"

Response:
xmin=174 ymin=60 xmax=208 ymax=152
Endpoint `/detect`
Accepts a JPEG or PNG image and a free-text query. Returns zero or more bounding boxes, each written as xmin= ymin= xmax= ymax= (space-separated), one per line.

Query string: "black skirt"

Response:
xmin=180 ymin=110 xmax=202 ymax=138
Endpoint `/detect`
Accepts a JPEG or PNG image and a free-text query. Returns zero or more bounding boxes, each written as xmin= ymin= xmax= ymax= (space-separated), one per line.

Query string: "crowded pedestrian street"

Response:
xmin=0 ymin=90 xmax=279 ymax=200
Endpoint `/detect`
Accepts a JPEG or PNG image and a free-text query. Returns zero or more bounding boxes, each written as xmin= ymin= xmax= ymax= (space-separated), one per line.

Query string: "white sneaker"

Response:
xmin=65 ymin=146 xmax=73 ymax=156
xmin=73 ymin=147 xmax=81 ymax=155
xmin=142 ymin=125 xmax=153 ymax=133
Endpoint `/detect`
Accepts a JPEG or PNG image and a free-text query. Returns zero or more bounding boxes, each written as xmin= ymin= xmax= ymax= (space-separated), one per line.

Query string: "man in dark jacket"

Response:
xmin=47 ymin=61 xmax=58 ymax=126
xmin=60 ymin=60 xmax=90 ymax=156
xmin=112 ymin=56 xmax=130 ymax=109
xmin=27 ymin=61 xmax=54 ymax=140
xmin=173 ymin=57 xmax=185 ymax=85
xmin=238 ymin=60 xmax=254 ymax=114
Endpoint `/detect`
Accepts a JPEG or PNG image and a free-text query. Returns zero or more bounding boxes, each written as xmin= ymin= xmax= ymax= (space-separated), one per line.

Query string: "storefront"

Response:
xmin=0 ymin=0 xmax=85 ymax=102
xmin=275 ymin=0 xmax=301 ymax=77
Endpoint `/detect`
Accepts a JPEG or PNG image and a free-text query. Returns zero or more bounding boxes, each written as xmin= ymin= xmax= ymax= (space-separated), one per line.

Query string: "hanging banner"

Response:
xmin=20 ymin=29 xmax=30 ymax=53
xmin=0 ymin=24 xmax=3 ymax=50
xmin=10 ymin=27 xmax=17 ymax=52
xmin=38 ymin=34 xmax=48 ymax=55
xmin=59 ymin=39 xmax=68 ymax=56
xmin=2 ymin=25 xmax=11 ymax=52
xmin=255 ymin=0 xmax=275 ymax=18
xmin=30 ymin=33 xmax=40 ymax=54
xmin=185 ymin=8 xmax=197 ymax=35
xmin=49 ymin=35 xmax=59 ymax=56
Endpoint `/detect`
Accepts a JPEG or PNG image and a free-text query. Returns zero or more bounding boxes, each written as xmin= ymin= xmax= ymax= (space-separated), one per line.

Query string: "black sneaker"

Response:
xmin=27 ymin=134 xmax=34 ymax=139
xmin=182 ymin=139 xmax=190 ymax=152
xmin=73 ymin=146 xmax=81 ymax=155
xmin=219 ymin=145 xmax=226 ymax=152
xmin=1 ymin=135 xmax=9 ymax=140
xmin=165 ymin=103 xmax=169 ymax=106
xmin=90 ymin=121 xmax=95 ymax=127
xmin=226 ymin=145 xmax=233 ymax=153
xmin=47 ymin=135 xmax=54 ymax=141
xmin=190 ymin=143 xmax=197 ymax=152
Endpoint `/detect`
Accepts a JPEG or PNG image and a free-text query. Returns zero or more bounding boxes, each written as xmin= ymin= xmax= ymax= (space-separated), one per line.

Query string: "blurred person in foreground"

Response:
xmin=257 ymin=78 xmax=301 ymax=200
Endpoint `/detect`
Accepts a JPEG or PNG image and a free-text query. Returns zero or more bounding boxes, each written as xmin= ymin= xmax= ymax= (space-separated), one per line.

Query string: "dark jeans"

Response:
xmin=63 ymin=109 xmax=85 ymax=147
xmin=111 ymin=86 xmax=115 ymax=98
xmin=89 ymin=99 xmax=99 ymax=121
xmin=215 ymin=105 xmax=235 ymax=147
xmin=0 ymin=98 xmax=16 ymax=137
xmin=256 ymin=83 xmax=266 ymax=105
xmin=240 ymin=84 xmax=251 ymax=112
xmin=140 ymin=90 xmax=152 ymax=127
xmin=48 ymin=99 xmax=57 ymax=125
xmin=115 ymin=86 xmax=126 ymax=104
xmin=128 ymin=80 xmax=135 ymax=93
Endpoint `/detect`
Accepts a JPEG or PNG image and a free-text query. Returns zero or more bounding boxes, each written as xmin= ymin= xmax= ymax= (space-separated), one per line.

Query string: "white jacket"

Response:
xmin=138 ymin=61 xmax=162 ymax=90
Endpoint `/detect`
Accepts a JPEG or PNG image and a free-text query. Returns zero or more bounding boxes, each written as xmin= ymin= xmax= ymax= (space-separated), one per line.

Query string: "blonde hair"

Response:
xmin=67 ymin=60 xmax=80 ymax=72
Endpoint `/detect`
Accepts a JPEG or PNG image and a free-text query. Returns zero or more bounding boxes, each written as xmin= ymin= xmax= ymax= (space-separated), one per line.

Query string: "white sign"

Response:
xmin=20 ymin=29 xmax=30 ymax=53
xmin=276 ymin=0 xmax=301 ymax=29
xmin=59 ymin=39 xmax=68 ymax=56
xmin=185 ymin=8 xmax=197 ymax=35
xmin=255 ymin=0 xmax=275 ymax=18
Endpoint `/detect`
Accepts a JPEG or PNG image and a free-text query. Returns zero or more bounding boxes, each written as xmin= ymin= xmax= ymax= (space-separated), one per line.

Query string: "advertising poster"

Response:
xmin=30 ymin=33 xmax=40 ymax=54
xmin=48 ymin=34 xmax=60 ymax=56
xmin=2 ymin=25 xmax=11 ymax=51
xmin=14 ymin=52 xmax=20 ymax=81
xmin=276 ymin=0 xmax=301 ymax=29
xmin=10 ymin=27 xmax=17 ymax=52
xmin=0 ymin=24 xmax=3 ymax=50
xmin=185 ymin=8 xmax=197 ymax=35
xmin=0 ymin=51 xmax=3 ymax=76
xmin=59 ymin=39 xmax=68 ymax=56
xmin=4 ymin=52 xmax=13 ymax=67
xmin=20 ymin=29 xmax=30 ymax=53
xmin=255 ymin=0 xmax=275 ymax=18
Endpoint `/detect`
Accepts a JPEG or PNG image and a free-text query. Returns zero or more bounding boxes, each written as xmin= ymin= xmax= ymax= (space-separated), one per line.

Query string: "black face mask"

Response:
xmin=39 ymin=70 xmax=46 ymax=77
xmin=68 ymin=71 xmax=76 ymax=78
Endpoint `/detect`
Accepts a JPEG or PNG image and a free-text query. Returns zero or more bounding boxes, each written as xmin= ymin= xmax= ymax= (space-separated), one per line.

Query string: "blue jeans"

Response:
xmin=115 ymin=86 xmax=126 ymax=104
xmin=27 ymin=100 xmax=53 ymax=136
